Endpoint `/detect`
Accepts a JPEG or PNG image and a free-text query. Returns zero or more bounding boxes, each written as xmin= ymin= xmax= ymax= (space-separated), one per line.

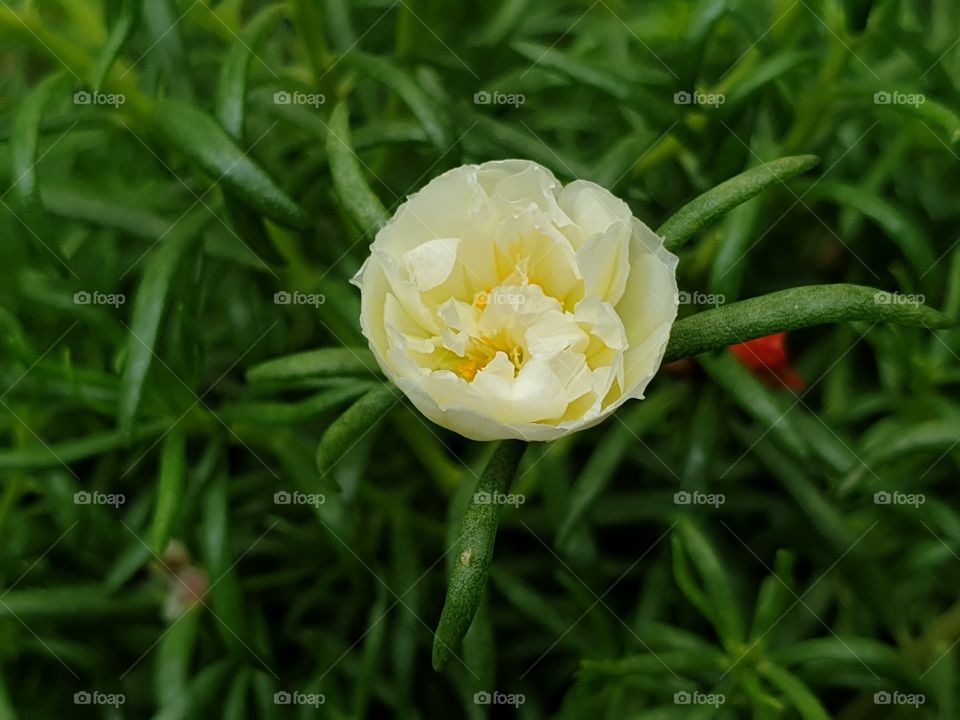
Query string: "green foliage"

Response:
xmin=433 ymin=439 xmax=525 ymax=671
xmin=326 ymin=102 xmax=390 ymax=234
xmin=1 ymin=0 xmax=960 ymax=718
xmin=664 ymin=284 xmax=953 ymax=362
xmin=658 ymin=155 xmax=821 ymax=252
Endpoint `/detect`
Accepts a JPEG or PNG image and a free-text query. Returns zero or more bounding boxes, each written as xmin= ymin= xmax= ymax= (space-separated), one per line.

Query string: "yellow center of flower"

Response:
xmin=456 ymin=329 xmax=526 ymax=381
xmin=449 ymin=286 xmax=537 ymax=381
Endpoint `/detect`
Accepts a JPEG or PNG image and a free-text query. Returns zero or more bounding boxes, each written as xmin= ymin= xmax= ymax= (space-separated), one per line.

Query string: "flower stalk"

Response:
xmin=433 ymin=440 xmax=526 ymax=671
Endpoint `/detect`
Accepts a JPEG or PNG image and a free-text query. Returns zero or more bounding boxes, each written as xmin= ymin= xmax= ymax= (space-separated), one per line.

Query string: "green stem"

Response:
xmin=658 ymin=155 xmax=820 ymax=252
xmin=315 ymin=385 xmax=397 ymax=479
xmin=663 ymin=284 xmax=954 ymax=363
xmin=432 ymin=440 xmax=526 ymax=671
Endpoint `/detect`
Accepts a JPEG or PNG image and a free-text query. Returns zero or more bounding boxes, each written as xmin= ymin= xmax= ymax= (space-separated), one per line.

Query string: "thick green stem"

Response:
xmin=658 ymin=155 xmax=820 ymax=252
xmin=432 ymin=440 xmax=526 ymax=671
xmin=664 ymin=284 xmax=954 ymax=363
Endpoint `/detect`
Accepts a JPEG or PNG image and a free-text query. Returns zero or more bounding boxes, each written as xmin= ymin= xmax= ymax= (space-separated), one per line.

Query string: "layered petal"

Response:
xmin=352 ymin=159 xmax=678 ymax=441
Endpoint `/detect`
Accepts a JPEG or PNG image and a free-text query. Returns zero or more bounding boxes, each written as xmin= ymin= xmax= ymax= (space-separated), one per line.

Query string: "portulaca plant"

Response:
xmin=312 ymin=104 xmax=953 ymax=668
xmin=5 ymin=1 xmax=960 ymax=715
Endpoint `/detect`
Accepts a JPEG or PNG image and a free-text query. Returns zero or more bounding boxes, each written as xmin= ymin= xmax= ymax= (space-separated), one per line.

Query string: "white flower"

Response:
xmin=352 ymin=159 xmax=678 ymax=441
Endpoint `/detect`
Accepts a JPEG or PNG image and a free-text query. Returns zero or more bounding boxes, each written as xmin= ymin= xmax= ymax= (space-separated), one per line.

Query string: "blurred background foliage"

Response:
xmin=1 ymin=0 xmax=960 ymax=717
